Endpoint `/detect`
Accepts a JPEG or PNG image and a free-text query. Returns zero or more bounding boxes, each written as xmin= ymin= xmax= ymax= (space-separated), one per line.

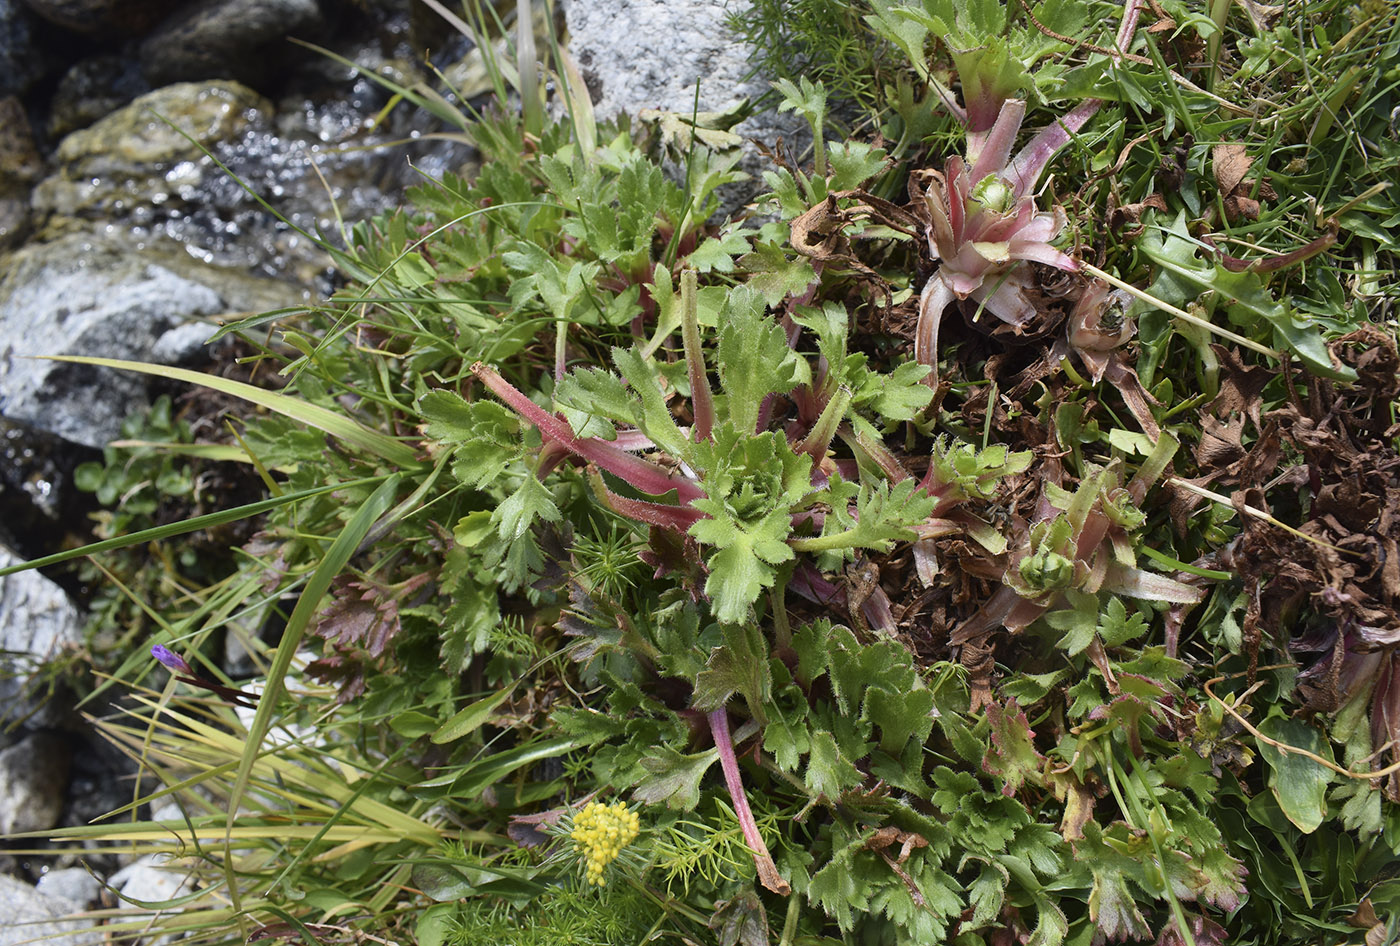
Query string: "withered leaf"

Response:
xmin=305 ymin=652 xmax=368 ymax=704
xmin=1211 ymin=143 xmax=1278 ymax=221
xmin=1213 ymin=144 xmax=1252 ymax=197
xmin=864 ymin=825 xmax=930 ymax=864
xmin=1108 ymin=192 xmax=1168 ymax=234
xmin=311 ymin=574 xmax=431 ymax=658
xmin=1237 ymin=0 xmax=1284 ymax=30
xmin=710 ymin=891 xmax=771 ymax=946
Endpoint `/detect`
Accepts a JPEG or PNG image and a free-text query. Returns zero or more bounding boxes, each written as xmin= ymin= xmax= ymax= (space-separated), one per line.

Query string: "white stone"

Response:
xmin=563 ymin=0 xmax=805 ymax=212
xmin=0 ymin=544 xmax=83 ymax=725
xmin=0 ymin=230 xmax=294 ymax=448
xmin=0 ymin=874 xmax=101 ymax=946
xmin=108 ymin=852 xmax=195 ymax=906
xmin=35 ymin=868 xmax=101 ymax=908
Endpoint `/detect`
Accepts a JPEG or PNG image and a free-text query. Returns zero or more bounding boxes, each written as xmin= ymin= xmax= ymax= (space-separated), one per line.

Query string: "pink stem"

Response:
xmin=586 ymin=468 xmax=707 ymax=532
xmin=1003 ymin=0 xmax=1143 ymax=198
xmin=679 ymin=271 xmax=714 ymax=442
xmin=914 ymin=274 xmax=955 ymax=388
xmin=472 ymin=362 xmax=705 ymax=503
xmin=707 ymin=708 xmax=791 ymax=895
xmin=1004 ymin=98 xmax=1103 ymax=199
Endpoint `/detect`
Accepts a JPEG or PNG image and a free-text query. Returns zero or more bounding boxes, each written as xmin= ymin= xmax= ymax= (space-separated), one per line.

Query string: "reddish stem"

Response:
xmin=472 ymin=362 xmax=704 ymax=503
xmin=707 ymin=708 xmax=791 ymax=895
xmin=586 ymin=467 xmax=707 ymax=532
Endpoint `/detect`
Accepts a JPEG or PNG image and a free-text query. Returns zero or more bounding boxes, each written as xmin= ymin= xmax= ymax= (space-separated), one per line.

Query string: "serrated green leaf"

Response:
xmin=715 ymin=288 xmax=800 ymax=434
xmin=1044 ymin=589 xmax=1101 ymax=656
xmin=805 ymin=729 xmax=861 ymax=798
xmin=692 ymin=623 xmax=773 ymax=721
xmin=764 ymin=701 xmax=812 ymax=772
xmin=865 ymin=684 xmax=936 ymax=755
xmin=791 ymin=620 xmax=834 ymax=688
xmin=967 ymin=862 xmax=1009 ymax=929
xmin=611 ymin=347 xmax=690 ymax=456
xmin=868 ymin=360 xmax=934 ymax=420
xmin=453 ymin=510 xmax=494 ymax=547
xmin=632 ymin=745 xmax=718 ymax=810
xmin=1001 ymin=669 xmax=1066 ymax=705
xmin=983 ymin=700 xmax=1045 ymax=796
xmin=493 ymin=474 xmax=561 ymax=540
xmin=1096 ymin=596 xmax=1148 ymax=647
xmin=553 ymin=366 xmax=636 ymax=440
xmin=1077 ymin=823 xmax=1152 ymax=942
xmin=690 ymin=507 xmax=795 ymax=623
xmin=739 ymin=241 xmax=818 ymax=304
xmin=827 ymin=141 xmax=890 ymax=190
xmin=688 ymin=226 xmax=753 ymax=273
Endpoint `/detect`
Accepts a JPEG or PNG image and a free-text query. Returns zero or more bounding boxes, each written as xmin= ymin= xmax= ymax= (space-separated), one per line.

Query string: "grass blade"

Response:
xmin=0 ymin=477 xmax=385 ymax=578
xmin=222 ymin=474 xmax=402 ymax=916
xmin=43 ymin=356 xmax=423 ymax=468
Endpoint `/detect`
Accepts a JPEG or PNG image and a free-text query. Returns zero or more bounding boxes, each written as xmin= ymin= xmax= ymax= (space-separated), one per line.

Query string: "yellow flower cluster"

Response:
xmin=570 ymin=800 xmax=640 ymax=886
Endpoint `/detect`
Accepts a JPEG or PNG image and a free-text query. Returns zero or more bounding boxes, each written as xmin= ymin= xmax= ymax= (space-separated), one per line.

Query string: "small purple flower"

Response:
xmin=151 ymin=645 xmax=192 ymax=676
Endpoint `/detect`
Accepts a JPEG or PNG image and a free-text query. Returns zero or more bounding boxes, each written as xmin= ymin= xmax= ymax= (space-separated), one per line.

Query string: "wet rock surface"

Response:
xmin=32 ymin=73 xmax=459 ymax=285
xmin=21 ymin=0 xmax=182 ymax=35
xmin=0 ymin=0 xmax=49 ymax=97
xmin=0 ymin=416 xmax=99 ymax=572
xmin=32 ymin=80 xmax=275 ymax=224
xmin=0 ymin=95 xmax=42 ymax=249
xmin=46 ymin=54 xmax=151 ymax=139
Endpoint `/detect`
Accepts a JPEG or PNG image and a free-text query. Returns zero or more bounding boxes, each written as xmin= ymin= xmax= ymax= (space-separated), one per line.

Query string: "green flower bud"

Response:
xmin=1019 ymin=548 xmax=1076 ymax=592
xmin=972 ymin=174 xmax=1013 ymax=215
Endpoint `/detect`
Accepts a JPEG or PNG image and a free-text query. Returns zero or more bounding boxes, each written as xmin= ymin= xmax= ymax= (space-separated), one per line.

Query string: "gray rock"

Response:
xmin=0 ymin=96 xmax=42 ymax=190
xmin=20 ymin=0 xmax=180 ymax=34
xmin=0 ymin=193 xmax=27 ymax=251
xmin=0 ymin=544 xmax=82 ymax=724
xmin=0 ymin=229 xmax=296 ymax=447
xmin=0 ymin=96 xmax=41 ymax=249
xmin=150 ymin=320 xmax=216 ymax=364
xmin=35 ymin=868 xmax=101 ymax=909
xmin=565 ymin=0 xmax=756 ymax=121
xmin=562 ymin=0 xmax=803 ymax=215
xmin=46 ymin=55 xmax=151 ymax=139
xmin=32 ymin=80 xmax=272 ymax=225
xmin=0 ymin=731 xmax=71 ymax=834
xmin=0 ymin=875 xmax=101 ymax=946
xmin=140 ymin=0 xmax=327 ymax=89
xmin=0 ymin=0 xmax=46 ymax=98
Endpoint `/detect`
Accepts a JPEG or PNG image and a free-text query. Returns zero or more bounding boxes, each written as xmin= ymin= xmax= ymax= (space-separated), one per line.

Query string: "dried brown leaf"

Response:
xmin=1213 ymin=144 xmax=1252 ymax=197
xmin=1107 ymin=192 xmax=1168 ymax=234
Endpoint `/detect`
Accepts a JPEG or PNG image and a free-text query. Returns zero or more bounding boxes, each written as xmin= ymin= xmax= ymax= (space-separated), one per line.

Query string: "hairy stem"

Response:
xmin=472 ymin=362 xmax=705 ymax=502
xmin=707 ymin=708 xmax=791 ymax=895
